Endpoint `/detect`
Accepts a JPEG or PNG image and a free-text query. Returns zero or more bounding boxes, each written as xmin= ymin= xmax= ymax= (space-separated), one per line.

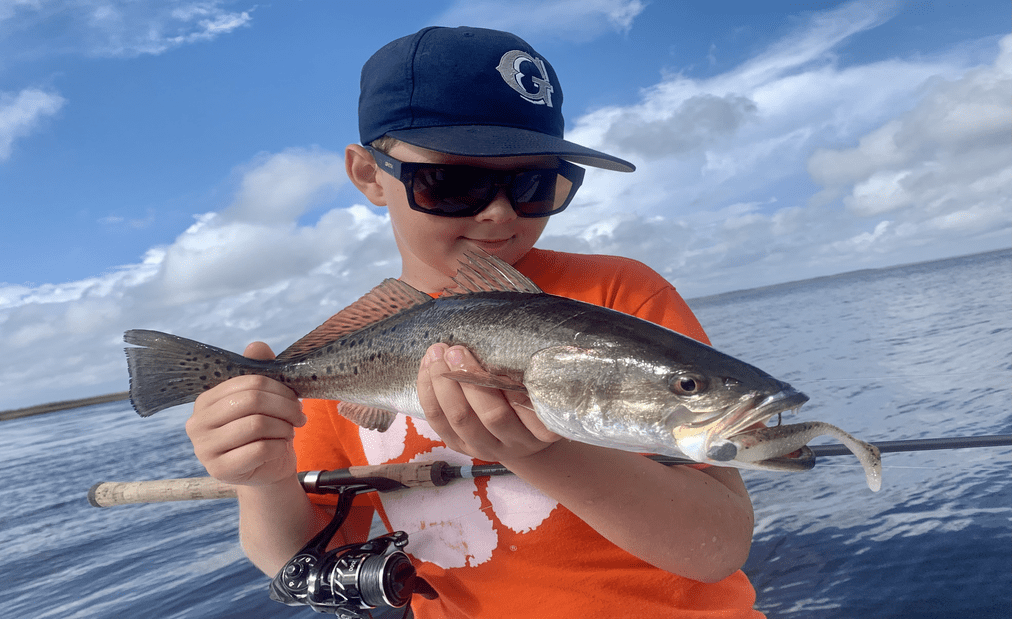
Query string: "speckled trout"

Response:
xmin=125 ymin=251 xmax=881 ymax=490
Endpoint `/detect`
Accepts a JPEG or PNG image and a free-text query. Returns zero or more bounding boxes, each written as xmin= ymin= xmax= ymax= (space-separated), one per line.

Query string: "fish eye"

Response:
xmin=668 ymin=373 xmax=708 ymax=396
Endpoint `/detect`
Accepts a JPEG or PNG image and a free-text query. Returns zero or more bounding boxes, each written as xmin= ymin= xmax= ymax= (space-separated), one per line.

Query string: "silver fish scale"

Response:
xmin=275 ymin=292 xmax=569 ymax=416
xmin=273 ymin=290 xmax=774 ymax=423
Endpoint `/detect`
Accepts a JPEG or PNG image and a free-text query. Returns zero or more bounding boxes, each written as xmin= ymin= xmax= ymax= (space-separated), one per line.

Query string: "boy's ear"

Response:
xmin=345 ymin=144 xmax=387 ymax=206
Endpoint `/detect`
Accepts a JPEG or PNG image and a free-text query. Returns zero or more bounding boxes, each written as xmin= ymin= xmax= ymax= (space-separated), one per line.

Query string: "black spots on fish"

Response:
xmin=213 ymin=371 xmax=222 ymax=378
xmin=353 ymin=366 xmax=359 ymax=376
xmin=423 ymin=330 xmax=430 ymax=339
xmin=326 ymin=345 xmax=335 ymax=354
xmin=311 ymin=375 xmax=318 ymax=381
xmin=325 ymin=366 xmax=333 ymax=375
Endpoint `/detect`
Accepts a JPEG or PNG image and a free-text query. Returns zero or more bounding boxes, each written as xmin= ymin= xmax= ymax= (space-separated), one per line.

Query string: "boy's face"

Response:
xmin=377 ymin=142 xmax=553 ymax=292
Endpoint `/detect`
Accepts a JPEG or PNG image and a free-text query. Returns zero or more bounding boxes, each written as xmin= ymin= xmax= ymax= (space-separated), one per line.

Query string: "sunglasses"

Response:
xmin=367 ymin=147 xmax=585 ymax=218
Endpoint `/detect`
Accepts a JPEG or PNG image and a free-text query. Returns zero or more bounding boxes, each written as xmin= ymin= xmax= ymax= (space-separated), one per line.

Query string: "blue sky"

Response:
xmin=1 ymin=0 xmax=1010 ymax=409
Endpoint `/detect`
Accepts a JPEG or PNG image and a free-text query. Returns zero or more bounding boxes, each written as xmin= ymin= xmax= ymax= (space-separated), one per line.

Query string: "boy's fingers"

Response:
xmin=243 ymin=341 xmax=276 ymax=361
xmin=201 ymin=412 xmax=299 ymax=458
xmin=192 ymin=377 xmax=305 ymax=430
xmin=441 ymin=347 xmax=526 ymax=436
xmin=423 ymin=345 xmax=551 ymax=458
xmin=420 ymin=343 xmax=479 ymax=449
xmin=205 ymin=438 xmax=296 ymax=484
xmin=505 ymin=392 xmax=562 ymax=444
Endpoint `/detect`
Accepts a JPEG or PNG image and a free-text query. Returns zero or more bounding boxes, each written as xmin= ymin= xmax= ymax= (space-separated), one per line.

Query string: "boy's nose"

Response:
xmin=475 ymin=187 xmax=517 ymax=223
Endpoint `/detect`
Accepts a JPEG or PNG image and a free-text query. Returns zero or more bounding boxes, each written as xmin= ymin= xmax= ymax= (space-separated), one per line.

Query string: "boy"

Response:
xmin=186 ymin=26 xmax=763 ymax=618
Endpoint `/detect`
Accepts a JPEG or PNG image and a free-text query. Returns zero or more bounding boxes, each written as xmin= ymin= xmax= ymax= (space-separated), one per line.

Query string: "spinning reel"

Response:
xmin=269 ymin=484 xmax=424 ymax=618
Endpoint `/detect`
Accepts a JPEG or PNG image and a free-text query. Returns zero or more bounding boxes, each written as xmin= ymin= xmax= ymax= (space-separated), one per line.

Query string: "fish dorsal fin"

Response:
xmin=277 ymin=278 xmax=431 ymax=360
xmin=442 ymin=250 xmax=543 ymax=296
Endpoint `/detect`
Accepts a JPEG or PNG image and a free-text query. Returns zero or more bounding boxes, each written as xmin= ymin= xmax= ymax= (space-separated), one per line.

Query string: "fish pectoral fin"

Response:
xmin=442 ymin=369 xmax=528 ymax=393
xmin=338 ymin=402 xmax=397 ymax=432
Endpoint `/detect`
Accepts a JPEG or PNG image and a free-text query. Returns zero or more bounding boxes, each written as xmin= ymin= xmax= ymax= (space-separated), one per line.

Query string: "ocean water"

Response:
xmin=1 ymin=249 xmax=1009 ymax=618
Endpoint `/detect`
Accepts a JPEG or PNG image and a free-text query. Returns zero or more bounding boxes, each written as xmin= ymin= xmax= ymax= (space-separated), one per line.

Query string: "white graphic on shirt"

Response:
xmin=382 ymin=447 xmax=497 ymax=568
xmin=360 ymin=414 xmax=408 ymax=465
xmin=486 ymin=473 xmax=559 ymax=534
xmin=358 ymin=417 xmax=559 ymax=568
xmin=411 ymin=416 xmax=443 ymax=443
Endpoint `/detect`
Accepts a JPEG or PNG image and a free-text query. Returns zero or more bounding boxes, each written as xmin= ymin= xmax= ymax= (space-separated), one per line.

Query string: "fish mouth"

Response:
xmin=722 ymin=389 xmax=818 ymax=471
xmin=673 ymin=388 xmax=810 ymax=464
xmin=673 ymin=387 xmax=883 ymax=491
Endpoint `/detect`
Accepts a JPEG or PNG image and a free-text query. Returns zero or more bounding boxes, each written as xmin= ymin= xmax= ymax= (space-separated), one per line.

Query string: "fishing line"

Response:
xmin=801 ymin=371 xmax=1010 ymax=383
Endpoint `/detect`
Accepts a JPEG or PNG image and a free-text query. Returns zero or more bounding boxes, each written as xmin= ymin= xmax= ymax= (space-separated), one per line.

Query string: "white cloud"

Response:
xmin=2 ymin=2 xmax=1011 ymax=411
xmin=434 ymin=0 xmax=646 ymax=41
xmin=0 ymin=0 xmax=41 ymax=23
xmin=225 ymin=147 xmax=347 ymax=224
xmin=809 ymin=34 xmax=1012 ymax=249
xmin=605 ymin=93 xmax=758 ymax=157
xmin=544 ymin=7 xmax=1010 ymax=297
xmin=2 ymin=0 xmax=252 ymax=58
xmin=0 ymin=147 xmax=396 ymax=410
xmin=0 ymin=88 xmax=64 ymax=161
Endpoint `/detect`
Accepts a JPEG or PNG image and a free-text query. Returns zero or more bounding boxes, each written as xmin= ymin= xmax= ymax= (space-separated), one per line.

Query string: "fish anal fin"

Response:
xmin=338 ymin=402 xmax=397 ymax=432
xmin=278 ymin=279 xmax=431 ymax=360
xmin=442 ymin=369 xmax=528 ymax=393
xmin=442 ymin=250 xmax=543 ymax=296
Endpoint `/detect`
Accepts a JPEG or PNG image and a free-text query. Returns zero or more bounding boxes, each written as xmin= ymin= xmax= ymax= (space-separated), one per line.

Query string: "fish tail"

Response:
xmin=124 ymin=329 xmax=259 ymax=417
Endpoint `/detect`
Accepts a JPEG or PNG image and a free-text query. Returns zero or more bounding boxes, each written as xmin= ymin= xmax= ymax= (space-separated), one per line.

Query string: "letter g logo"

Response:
xmin=496 ymin=50 xmax=555 ymax=107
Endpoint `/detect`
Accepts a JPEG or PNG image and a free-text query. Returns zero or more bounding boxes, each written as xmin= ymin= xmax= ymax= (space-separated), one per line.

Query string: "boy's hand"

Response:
xmin=186 ymin=342 xmax=306 ymax=486
xmin=417 ymin=343 xmax=561 ymax=462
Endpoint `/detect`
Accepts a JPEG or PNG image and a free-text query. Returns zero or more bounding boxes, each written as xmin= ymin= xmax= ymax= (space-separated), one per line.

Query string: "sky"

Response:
xmin=1 ymin=0 xmax=1009 ymax=410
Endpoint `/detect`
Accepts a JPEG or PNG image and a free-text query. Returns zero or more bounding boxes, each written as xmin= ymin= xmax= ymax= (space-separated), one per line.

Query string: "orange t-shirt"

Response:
xmin=295 ymin=248 xmax=764 ymax=619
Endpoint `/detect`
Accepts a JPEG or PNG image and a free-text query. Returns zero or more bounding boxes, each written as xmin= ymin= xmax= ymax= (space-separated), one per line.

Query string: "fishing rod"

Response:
xmin=88 ymin=434 xmax=1012 ymax=508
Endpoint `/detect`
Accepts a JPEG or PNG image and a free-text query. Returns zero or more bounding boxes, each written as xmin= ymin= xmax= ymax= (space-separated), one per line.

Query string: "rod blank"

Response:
xmin=88 ymin=434 xmax=1012 ymax=507
xmin=808 ymin=434 xmax=1012 ymax=457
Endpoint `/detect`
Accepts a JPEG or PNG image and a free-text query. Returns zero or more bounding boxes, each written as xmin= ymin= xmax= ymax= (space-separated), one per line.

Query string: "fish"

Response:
xmin=125 ymin=251 xmax=882 ymax=491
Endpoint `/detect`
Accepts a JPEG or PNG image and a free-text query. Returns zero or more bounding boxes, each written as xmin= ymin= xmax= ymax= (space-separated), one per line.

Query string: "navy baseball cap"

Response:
xmin=359 ymin=26 xmax=635 ymax=172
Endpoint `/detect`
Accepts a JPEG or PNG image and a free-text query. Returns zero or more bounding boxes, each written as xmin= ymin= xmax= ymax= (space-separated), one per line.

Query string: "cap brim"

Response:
xmin=384 ymin=125 xmax=635 ymax=172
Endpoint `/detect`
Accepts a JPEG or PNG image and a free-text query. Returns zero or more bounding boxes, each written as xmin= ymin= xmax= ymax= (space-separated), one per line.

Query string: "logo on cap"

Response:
xmin=496 ymin=50 xmax=554 ymax=107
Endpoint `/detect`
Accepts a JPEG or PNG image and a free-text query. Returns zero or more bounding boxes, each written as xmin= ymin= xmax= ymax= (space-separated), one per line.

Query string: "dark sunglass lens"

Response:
xmin=412 ymin=166 xmax=497 ymax=214
xmin=512 ymin=171 xmax=563 ymax=216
